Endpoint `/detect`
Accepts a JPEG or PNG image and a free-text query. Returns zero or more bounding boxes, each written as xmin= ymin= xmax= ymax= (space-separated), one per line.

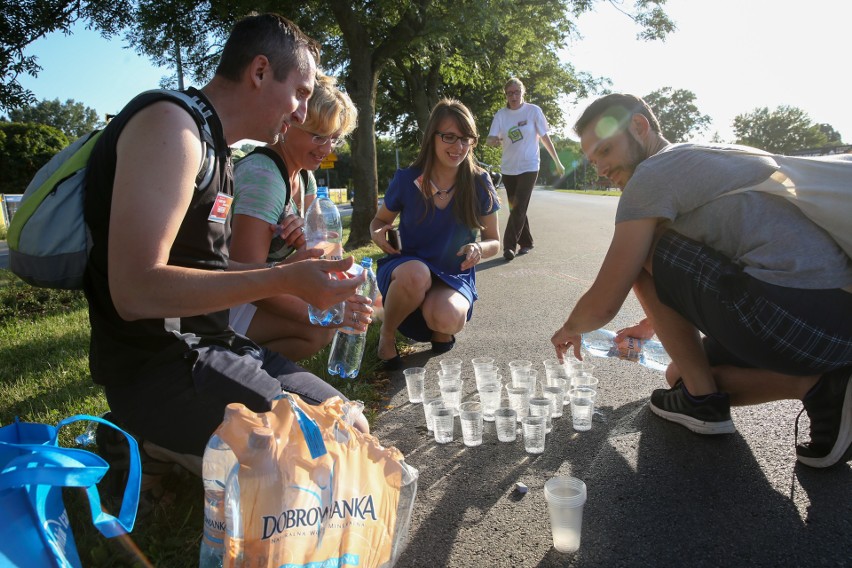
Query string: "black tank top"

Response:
xmin=84 ymin=88 xmax=235 ymax=386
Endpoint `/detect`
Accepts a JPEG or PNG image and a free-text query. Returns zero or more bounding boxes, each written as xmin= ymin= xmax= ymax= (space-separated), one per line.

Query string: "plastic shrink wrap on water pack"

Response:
xmin=202 ymin=394 xmax=418 ymax=568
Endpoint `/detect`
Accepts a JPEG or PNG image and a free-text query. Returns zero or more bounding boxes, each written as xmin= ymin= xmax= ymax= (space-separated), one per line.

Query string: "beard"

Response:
xmin=623 ymin=132 xmax=650 ymax=181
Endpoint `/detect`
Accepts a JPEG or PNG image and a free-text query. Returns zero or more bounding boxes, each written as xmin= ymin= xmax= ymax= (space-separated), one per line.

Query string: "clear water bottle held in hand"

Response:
xmin=305 ymin=186 xmax=345 ymax=326
xmin=328 ymin=258 xmax=378 ymax=379
xmin=581 ymin=328 xmax=671 ymax=372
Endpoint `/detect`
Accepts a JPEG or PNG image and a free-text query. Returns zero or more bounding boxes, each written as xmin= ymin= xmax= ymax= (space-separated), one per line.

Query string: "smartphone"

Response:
xmin=386 ymin=228 xmax=401 ymax=250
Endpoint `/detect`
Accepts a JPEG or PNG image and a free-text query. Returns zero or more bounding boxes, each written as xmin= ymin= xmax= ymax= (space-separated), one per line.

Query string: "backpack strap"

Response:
xmin=150 ymin=89 xmax=218 ymax=192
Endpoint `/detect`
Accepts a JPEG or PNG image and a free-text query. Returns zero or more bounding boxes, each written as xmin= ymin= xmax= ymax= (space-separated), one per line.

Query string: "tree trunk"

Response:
xmin=344 ymin=59 xmax=379 ymax=249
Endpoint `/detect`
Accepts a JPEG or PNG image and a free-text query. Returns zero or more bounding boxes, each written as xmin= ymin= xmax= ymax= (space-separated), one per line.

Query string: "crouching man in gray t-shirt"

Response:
xmin=550 ymin=93 xmax=852 ymax=469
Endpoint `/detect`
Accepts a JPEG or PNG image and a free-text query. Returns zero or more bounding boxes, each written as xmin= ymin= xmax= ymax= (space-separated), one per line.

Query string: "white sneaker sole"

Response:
xmin=649 ymin=402 xmax=735 ymax=435
xmin=797 ymin=375 xmax=852 ymax=468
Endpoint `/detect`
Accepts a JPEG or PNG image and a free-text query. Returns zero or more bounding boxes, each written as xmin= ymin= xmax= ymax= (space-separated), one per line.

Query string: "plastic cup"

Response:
xmin=439 ymin=358 xmax=463 ymax=372
xmin=459 ymin=401 xmax=484 ymax=447
xmin=506 ymin=385 xmax=531 ymax=422
xmin=543 ymin=379 xmax=567 ymax=418
xmin=512 ymin=369 xmax=538 ymax=397
xmin=439 ymin=378 xmax=463 ymax=416
xmin=471 ymin=357 xmax=495 ymax=369
xmin=572 ymin=374 xmax=599 ymax=390
xmin=474 ymin=366 xmax=500 ymax=389
xmin=494 ymin=407 xmax=517 ymax=442
xmin=432 ymin=406 xmax=455 ymax=444
xmin=544 ymin=476 xmax=587 ymax=553
xmin=403 ymin=367 xmax=426 ymax=403
xmin=522 ymin=415 xmax=546 ymax=454
xmin=422 ymin=395 xmax=442 ymax=432
xmin=569 ymin=387 xmax=597 ymax=432
xmin=437 ymin=368 xmax=461 ymax=382
xmin=509 ymin=359 xmax=533 ymax=372
xmin=477 ymin=383 xmax=502 ymax=422
xmin=529 ymin=397 xmax=552 ymax=433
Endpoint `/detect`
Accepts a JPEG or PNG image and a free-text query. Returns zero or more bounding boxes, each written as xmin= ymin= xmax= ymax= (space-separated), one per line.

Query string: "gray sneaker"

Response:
xmin=796 ymin=367 xmax=852 ymax=468
xmin=649 ymin=380 xmax=735 ymax=435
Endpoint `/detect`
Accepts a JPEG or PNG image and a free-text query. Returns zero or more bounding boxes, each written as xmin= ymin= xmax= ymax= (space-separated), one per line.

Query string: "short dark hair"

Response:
xmin=574 ymin=93 xmax=661 ymax=138
xmin=215 ymin=13 xmax=320 ymax=83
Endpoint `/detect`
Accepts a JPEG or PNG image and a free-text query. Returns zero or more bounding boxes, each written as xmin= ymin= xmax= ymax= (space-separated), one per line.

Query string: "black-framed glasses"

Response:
xmin=435 ymin=131 xmax=477 ymax=147
xmin=293 ymin=125 xmax=345 ymax=149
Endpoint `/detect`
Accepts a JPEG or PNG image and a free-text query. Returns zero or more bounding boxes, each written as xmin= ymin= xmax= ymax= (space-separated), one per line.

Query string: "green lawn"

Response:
xmin=0 ymin=222 xmax=395 ymax=567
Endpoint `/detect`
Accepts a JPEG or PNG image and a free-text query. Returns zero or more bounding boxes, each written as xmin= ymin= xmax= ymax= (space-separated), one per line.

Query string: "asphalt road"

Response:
xmin=371 ymin=189 xmax=851 ymax=568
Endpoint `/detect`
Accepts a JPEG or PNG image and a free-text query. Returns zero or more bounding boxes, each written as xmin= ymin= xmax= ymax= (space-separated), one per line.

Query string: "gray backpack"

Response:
xmin=8 ymin=90 xmax=217 ymax=289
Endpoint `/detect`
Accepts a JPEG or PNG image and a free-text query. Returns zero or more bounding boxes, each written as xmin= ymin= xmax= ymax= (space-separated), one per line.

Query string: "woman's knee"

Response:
xmin=424 ymin=305 xmax=467 ymax=335
xmin=389 ymin=262 xmax=432 ymax=294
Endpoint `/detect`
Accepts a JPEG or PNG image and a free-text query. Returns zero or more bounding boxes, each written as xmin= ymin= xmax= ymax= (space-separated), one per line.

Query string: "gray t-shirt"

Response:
xmin=616 ymin=143 xmax=852 ymax=289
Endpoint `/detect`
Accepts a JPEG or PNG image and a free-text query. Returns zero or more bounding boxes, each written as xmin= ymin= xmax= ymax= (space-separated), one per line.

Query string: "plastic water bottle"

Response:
xmin=581 ymin=328 xmax=671 ymax=372
xmin=327 ymin=258 xmax=378 ymax=378
xmin=239 ymin=428 xmax=282 ymax=566
xmin=305 ymin=186 xmax=345 ymax=326
xmin=199 ymin=406 xmax=240 ymax=568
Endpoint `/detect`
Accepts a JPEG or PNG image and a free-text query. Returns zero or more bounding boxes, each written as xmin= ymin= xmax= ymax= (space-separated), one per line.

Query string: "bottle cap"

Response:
xmin=317 ymin=186 xmax=329 ymax=198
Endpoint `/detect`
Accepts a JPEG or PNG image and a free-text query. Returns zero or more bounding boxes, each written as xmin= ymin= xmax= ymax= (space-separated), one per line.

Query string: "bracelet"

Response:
xmin=472 ymin=242 xmax=482 ymax=254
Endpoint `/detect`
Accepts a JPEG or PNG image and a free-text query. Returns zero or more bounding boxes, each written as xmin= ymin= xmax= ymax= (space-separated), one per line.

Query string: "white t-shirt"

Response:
xmin=488 ymin=103 xmax=549 ymax=175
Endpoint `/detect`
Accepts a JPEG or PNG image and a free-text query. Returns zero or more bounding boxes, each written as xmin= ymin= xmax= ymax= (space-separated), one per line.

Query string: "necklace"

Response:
xmin=431 ymin=180 xmax=455 ymax=200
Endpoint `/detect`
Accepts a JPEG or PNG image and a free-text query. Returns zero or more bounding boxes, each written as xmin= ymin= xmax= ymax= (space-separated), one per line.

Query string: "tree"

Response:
xmin=0 ymin=122 xmax=69 ymax=194
xmin=1 ymin=1 xmax=134 ymax=111
xmin=643 ymin=87 xmax=711 ymax=142
xmin=818 ymin=123 xmax=843 ymax=145
xmin=8 ymin=98 xmax=102 ymax=139
xmin=733 ymin=105 xmax=830 ymax=154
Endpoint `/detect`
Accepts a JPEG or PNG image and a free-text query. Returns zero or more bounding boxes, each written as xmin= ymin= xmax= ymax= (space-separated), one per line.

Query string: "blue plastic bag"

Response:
xmin=0 ymin=414 xmax=141 ymax=568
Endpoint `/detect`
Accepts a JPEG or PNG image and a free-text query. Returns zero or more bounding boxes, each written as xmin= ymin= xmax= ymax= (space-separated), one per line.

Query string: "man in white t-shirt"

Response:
xmin=487 ymin=78 xmax=565 ymax=261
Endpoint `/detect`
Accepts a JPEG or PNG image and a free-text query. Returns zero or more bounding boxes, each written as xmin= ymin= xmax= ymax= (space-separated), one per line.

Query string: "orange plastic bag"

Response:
xmin=213 ymin=394 xmax=417 ymax=568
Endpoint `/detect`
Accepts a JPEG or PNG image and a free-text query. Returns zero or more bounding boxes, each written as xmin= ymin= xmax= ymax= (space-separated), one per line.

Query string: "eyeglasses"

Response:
xmin=505 ymin=89 xmax=522 ymax=96
xmin=435 ymin=131 xmax=477 ymax=147
xmin=292 ymin=125 xmax=345 ymax=149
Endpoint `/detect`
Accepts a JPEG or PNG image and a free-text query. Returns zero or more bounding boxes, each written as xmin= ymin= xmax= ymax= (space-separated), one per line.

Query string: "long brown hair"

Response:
xmin=411 ymin=99 xmax=494 ymax=229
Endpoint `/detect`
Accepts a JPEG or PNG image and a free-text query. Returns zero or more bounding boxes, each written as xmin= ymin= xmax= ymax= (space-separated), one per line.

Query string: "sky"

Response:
xmin=15 ymin=0 xmax=852 ymax=145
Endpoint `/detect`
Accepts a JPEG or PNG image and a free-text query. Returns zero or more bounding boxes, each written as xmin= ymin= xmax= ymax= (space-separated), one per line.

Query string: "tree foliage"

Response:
xmin=643 ymin=87 xmax=711 ymax=142
xmin=6 ymin=0 xmax=674 ymax=246
xmin=0 ymin=1 xmax=134 ymax=111
xmin=733 ymin=105 xmax=831 ymax=154
xmin=7 ymin=98 xmax=102 ymax=139
xmin=817 ymin=123 xmax=843 ymax=145
xmin=0 ymin=121 xmax=69 ymax=194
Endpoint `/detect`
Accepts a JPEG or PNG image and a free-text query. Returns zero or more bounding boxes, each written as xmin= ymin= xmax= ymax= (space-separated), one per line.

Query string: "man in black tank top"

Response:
xmin=82 ymin=13 xmax=368 ymax=461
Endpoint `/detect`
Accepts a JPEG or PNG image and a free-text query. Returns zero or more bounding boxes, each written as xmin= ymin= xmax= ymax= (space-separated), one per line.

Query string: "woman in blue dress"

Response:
xmin=370 ymin=99 xmax=501 ymax=368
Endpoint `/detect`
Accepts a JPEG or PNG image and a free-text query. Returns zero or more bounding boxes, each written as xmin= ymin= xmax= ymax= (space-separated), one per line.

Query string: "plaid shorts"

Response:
xmin=652 ymin=230 xmax=852 ymax=375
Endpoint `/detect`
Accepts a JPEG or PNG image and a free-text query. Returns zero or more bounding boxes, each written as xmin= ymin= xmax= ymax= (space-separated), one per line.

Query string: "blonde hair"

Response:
xmin=504 ymin=77 xmax=525 ymax=93
xmin=301 ymin=72 xmax=358 ymax=138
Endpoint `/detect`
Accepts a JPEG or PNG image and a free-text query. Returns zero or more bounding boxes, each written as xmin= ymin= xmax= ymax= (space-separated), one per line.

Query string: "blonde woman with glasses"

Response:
xmin=229 ymin=72 xmax=373 ymax=365
xmin=370 ymin=99 xmax=501 ymax=368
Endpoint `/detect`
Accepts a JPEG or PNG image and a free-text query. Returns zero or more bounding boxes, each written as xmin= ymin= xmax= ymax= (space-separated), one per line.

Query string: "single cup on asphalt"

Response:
xmin=422 ymin=395 xmax=442 ymax=432
xmin=459 ymin=401 xmax=484 ymax=447
xmin=522 ymin=415 xmax=546 ymax=454
xmin=494 ymin=407 xmax=518 ymax=442
xmin=477 ymin=383 xmax=502 ymax=422
xmin=569 ymin=387 xmax=597 ymax=431
xmin=432 ymin=405 xmax=455 ymax=444
xmin=529 ymin=397 xmax=553 ymax=433
xmin=506 ymin=385 xmax=531 ymax=421
xmin=544 ymin=476 xmax=588 ymax=553
xmin=439 ymin=358 xmax=463 ymax=373
xmin=403 ymin=367 xmax=426 ymax=403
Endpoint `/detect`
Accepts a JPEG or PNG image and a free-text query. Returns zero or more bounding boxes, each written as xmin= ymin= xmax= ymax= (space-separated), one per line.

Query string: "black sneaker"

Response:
xmin=517 ymin=246 xmax=534 ymax=255
xmin=796 ymin=367 xmax=852 ymax=469
xmin=649 ymin=380 xmax=735 ymax=435
xmin=503 ymin=249 xmax=515 ymax=261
